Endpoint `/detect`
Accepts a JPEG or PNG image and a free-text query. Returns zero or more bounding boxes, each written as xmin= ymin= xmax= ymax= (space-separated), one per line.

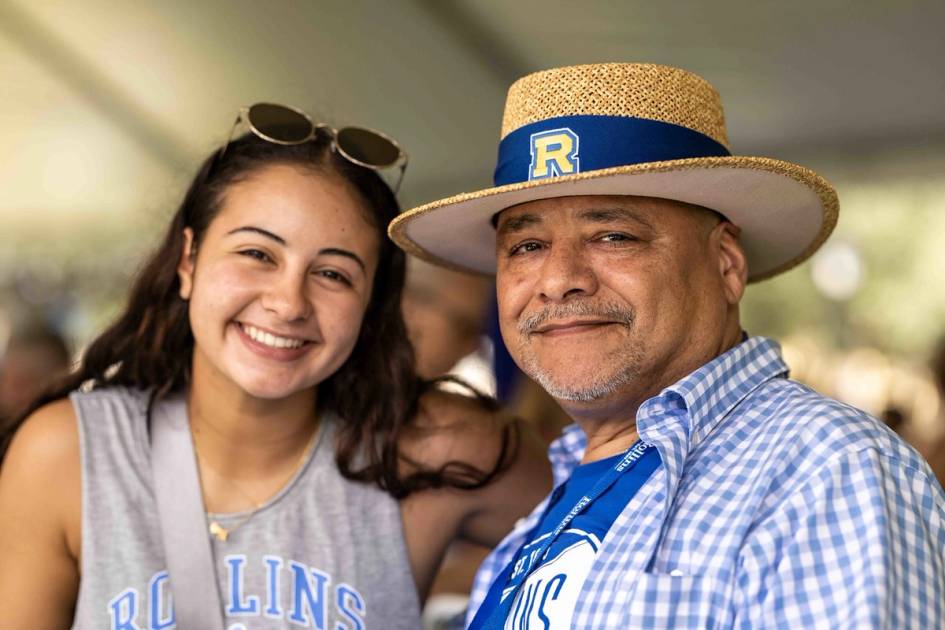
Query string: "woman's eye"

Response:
xmin=316 ymin=269 xmax=352 ymax=286
xmin=239 ymin=249 xmax=273 ymax=263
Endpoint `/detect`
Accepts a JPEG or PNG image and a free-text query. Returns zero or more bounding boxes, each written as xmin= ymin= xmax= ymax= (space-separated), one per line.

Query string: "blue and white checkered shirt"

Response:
xmin=467 ymin=336 xmax=945 ymax=628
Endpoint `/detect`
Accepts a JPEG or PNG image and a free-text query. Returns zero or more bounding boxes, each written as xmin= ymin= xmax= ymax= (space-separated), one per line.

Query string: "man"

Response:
xmin=390 ymin=63 xmax=945 ymax=627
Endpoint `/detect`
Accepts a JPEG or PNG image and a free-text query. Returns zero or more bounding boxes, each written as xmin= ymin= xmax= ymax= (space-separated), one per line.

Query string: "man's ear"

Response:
xmin=177 ymin=228 xmax=196 ymax=300
xmin=715 ymin=222 xmax=748 ymax=305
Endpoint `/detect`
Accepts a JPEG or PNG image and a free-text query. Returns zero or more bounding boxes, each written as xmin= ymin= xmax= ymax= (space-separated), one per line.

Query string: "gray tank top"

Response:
xmin=70 ymin=386 xmax=421 ymax=630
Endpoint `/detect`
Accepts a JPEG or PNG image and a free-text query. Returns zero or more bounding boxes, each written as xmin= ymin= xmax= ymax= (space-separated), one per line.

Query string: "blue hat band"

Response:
xmin=493 ymin=114 xmax=731 ymax=187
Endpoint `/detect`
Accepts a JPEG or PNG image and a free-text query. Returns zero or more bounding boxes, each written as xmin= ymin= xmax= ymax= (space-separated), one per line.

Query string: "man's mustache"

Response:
xmin=518 ymin=301 xmax=635 ymax=336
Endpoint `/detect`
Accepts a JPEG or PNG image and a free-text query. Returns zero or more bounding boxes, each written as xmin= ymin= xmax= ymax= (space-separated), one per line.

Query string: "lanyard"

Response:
xmin=479 ymin=440 xmax=657 ymax=629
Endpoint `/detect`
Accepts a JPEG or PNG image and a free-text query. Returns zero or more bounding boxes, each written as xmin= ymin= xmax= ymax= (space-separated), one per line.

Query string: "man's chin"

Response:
xmin=527 ymin=369 xmax=630 ymax=404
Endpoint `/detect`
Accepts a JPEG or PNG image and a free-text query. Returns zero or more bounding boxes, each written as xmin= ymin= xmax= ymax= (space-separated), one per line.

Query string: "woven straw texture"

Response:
xmin=501 ymin=63 xmax=729 ymax=148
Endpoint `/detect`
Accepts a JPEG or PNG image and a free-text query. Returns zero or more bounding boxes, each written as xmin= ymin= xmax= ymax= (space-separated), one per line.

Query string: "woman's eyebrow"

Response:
xmin=319 ymin=248 xmax=366 ymax=273
xmin=227 ymin=227 xmax=366 ymax=272
xmin=226 ymin=225 xmax=286 ymax=245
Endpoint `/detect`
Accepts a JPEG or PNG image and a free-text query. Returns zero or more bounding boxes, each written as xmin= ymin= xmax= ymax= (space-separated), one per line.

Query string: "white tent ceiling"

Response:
xmin=2 ymin=0 xmax=944 ymax=235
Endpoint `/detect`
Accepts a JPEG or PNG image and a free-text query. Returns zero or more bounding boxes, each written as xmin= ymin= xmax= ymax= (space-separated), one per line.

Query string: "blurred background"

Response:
xmin=2 ymin=0 xmax=944 ymax=623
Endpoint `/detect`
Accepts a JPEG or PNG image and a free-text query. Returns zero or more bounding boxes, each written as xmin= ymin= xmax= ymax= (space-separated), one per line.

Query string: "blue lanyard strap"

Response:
xmin=480 ymin=440 xmax=657 ymax=629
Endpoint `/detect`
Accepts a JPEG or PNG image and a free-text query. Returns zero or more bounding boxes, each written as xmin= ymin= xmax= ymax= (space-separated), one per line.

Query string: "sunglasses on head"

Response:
xmin=220 ymin=102 xmax=409 ymax=193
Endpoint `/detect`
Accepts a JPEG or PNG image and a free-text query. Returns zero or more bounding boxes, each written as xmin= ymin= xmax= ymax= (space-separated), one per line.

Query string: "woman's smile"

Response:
xmin=233 ymin=322 xmax=316 ymax=362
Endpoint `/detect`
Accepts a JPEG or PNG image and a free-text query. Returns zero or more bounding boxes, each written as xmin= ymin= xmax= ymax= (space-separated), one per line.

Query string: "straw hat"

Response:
xmin=389 ymin=63 xmax=839 ymax=282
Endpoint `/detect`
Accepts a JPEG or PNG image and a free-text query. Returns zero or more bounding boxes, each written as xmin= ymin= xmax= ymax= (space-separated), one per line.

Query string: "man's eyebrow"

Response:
xmin=579 ymin=207 xmax=654 ymax=229
xmin=318 ymin=247 xmax=366 ymax=273
xmin=226 ymin=226 xmax=287 ymax=245
xmin=495 ymin=212 xmax=543 ymax=236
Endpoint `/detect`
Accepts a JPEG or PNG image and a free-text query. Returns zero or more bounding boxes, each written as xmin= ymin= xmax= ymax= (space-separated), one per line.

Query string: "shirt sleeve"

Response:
xmin=735 ymin=448 xmax=945 ymax=628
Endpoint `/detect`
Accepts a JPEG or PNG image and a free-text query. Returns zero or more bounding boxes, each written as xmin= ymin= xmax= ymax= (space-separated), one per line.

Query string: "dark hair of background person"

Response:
xmin=0 ymin=131 xmax=515 ymax=498
xmin=3 ymin=326 xmax=71 ymax=365
xmin=932 ymin=335 xmax=945 ymax=397
xmin=0 ymin=324 xmax=72 ymax=433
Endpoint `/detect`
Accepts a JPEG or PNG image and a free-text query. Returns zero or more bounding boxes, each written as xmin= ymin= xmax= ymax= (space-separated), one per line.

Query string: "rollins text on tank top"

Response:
xmin=108 ymin=554 xmax=366 ymax=630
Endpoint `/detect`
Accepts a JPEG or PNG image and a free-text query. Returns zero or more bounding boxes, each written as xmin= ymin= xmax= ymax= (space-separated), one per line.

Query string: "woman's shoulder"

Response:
xmin=5 ymin=398 xmax=80 ymax=465
xmin=0 ymin=397 xmax=83 ymax=613
xmin=399 ymin=382 xmax=552 ymax=546
xmin=0 ymin=397 xmax=81 ymax=536
xmin=402 ymin=384 xmax=512 ymax=473
xmin=5 ymin=385 xmax=153 ymax=473
xmin=401 ymin=382 xmax=552 ymax=509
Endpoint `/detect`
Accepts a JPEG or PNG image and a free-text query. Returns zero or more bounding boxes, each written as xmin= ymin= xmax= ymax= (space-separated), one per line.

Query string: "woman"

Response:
xmin=0 ymin=106 xmax=550 ymax=629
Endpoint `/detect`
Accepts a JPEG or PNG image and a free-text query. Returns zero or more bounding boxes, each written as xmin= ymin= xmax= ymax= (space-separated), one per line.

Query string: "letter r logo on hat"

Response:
xmin=529 ymin=128 xmax=580 ymax=180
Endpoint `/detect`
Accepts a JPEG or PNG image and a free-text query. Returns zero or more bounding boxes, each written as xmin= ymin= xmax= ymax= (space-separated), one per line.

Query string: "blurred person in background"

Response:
xmin=402 ymin=258 xmax=493 ymax=380
xmin=506 ymin=373 xmax=571 ymax=445
xmin=0 ymin=104 xmax=549 ymax=629
xmin=390 ymin=63 xmax=945 ymax=628
xmin=885 ymin=337 xmax=945 ymax=490
xmin=402 ymin=259 xmax=495 ymax=627
xmin=0 ymin=323 xmax=71 ymax=434
xmin=927 ymin=335 xmax=945 ymax=487
xmin=879 ymin=404 xmax=909 ymax=435
xmin=404 ymin=235 xmax=571 ymax=447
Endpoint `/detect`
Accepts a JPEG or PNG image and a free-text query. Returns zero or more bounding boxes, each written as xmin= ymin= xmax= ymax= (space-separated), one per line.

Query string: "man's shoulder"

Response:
xmin=710 ymin=378 xmax=945 ymax=529
xmin=740 ymin=377 xmax=921 ymax=467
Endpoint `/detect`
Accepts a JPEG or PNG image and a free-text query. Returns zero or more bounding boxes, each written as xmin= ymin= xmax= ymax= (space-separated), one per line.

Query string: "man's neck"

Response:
xmin=556 ymin=393 xmax=642 ymax=464
xmin=579 ymin=420 xmax=641 ymax=464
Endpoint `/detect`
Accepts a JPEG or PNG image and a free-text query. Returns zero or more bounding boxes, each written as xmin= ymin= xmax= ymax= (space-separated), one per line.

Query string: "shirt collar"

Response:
xmin=546 ymin=336 xmax=788 ymax=484
xmin=638 ymin=335 xmax=788 ymax=444
xmin=547 ymin=423 xmax=587 ymax=487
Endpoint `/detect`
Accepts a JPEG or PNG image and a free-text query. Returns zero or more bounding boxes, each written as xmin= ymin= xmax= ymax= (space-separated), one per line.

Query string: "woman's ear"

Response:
xmin=177 ymin=228 xmax=196 ymax=300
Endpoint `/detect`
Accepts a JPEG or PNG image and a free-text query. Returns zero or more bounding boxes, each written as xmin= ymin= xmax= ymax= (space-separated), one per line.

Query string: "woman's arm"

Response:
xmin=400 ymin=389 xmax=552 ymax=601
xmin=0 ymin=399 xmax=81 ymax=629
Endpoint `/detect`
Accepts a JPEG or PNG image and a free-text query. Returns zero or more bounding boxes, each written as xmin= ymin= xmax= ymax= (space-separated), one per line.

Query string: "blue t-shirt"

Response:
xmin=471 ymin=444 xmax=661 ymax=629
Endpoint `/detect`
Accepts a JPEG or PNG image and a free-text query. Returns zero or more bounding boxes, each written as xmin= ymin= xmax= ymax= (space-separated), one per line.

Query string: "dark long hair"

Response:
xmin=2 ymin=131 xmax=514 ymax=498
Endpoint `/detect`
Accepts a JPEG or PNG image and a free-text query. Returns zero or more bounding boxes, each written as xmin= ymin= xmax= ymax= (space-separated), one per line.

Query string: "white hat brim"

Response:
xmin=389 ymin=156 xmax=838 ymax=283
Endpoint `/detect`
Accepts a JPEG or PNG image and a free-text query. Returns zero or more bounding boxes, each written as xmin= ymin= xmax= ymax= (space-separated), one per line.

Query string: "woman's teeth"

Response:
xmin=242 ymin=324 xmax=305 ymax=349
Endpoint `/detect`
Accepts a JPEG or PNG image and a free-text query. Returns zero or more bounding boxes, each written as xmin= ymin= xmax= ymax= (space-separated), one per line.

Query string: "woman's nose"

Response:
xmin=261 ymin=273 xmax=312 ymax=321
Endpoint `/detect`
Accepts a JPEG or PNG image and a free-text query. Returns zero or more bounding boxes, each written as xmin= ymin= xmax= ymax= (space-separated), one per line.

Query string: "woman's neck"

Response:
xmin=187 ymin=362 xmax=320 ymax=480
